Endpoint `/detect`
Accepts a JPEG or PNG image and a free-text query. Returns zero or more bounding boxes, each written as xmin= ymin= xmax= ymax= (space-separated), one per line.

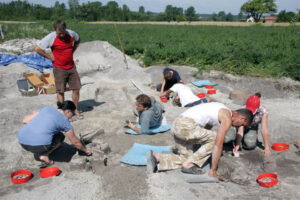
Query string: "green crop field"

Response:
xmin=2 ymin=22 xmax=300 ymax=80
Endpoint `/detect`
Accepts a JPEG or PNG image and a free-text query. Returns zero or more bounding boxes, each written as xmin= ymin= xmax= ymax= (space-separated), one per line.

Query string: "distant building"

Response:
xmin=264 ymin=16 xmax=277 ymax=23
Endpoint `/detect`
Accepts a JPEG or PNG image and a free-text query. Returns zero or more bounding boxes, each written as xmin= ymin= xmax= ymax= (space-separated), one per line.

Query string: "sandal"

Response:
xmin=39 ymin=160 xmax=54 ymax=169
xmin=76 ymin=113 xmax=84 ymax=120
xmin=181 ymin=165 xmax=206 ymax=175
xmin=147 ymin=150 xmax=157 ymax=173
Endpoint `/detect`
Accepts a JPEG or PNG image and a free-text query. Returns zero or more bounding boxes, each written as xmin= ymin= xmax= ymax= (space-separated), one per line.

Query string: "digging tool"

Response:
xmin=114 ymin=24 xmax=128 ymax=69
xmin=295 ymin=140 xmax=300 ymax=151
xmin=130 ymin=79 xmax=145 ymax=94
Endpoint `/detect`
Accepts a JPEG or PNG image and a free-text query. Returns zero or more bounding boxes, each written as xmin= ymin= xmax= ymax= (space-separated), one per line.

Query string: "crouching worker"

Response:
xmin=18 ymin=101 xmax=92 ymax=166
xmin=148 ymin=102 xmax=253 ymax=177
xmin=159 ymin=83 xmax=211 ymax=107
xmin=127 ymin=94 xmax=163 ymax=134
xmin=157 ymin=68 xmax=183 ymax=98
xmin=224 ymin=93 xmax=271 ymax=156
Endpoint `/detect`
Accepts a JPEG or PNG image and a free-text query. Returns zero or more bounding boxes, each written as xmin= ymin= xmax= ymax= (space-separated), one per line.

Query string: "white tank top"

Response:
xmin=181 ymin=102 xmax=231 ymax=127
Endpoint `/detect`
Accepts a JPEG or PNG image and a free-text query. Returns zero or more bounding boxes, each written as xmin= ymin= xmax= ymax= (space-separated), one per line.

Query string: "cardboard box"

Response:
xmin=24 ymin=73 xmax=56 ymax=94
xmin=41 ymin=73 xmax=55 ymax=85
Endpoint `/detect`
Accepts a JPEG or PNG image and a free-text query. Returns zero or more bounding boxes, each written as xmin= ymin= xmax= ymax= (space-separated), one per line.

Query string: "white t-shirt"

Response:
xmin=181 ymin=102 xmax=231 ymax=127
xmin=170 ymin=84 xmax=199 ymax=107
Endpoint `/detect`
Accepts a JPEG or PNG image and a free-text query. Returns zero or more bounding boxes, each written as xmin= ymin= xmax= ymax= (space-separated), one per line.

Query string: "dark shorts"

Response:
xmin=185 ymin=98 xmax=208 ymax=107
xmin=156 ymin=82 xmax=176 ymax=92
xmin=21 ymin=132 xmax=65 ymax=155
xmin=53 ymin=66 xmax=81 ymax=93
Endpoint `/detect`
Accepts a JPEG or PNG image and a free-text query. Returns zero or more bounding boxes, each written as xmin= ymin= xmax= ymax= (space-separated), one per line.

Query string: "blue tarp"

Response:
xmin=120 ymin=143 xmax=171 ymax=166
xmin=0 ymin=53 xmax=53 ymax=73
xmin=192 ymin=80 xmax=217 ymax=88
xmin=125 ymin=124 xmax=171 ymax=135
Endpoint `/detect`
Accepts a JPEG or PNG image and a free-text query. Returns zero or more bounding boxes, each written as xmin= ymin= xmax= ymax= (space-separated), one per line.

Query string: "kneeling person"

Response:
xmin=18 ymin=101 xmax=92 ymax=165
xmin=160 ymin=83 xmax=211 ymax=107
xmin=150 ymin=102 xmax=253 ymax=177
xmin=128 ymin=94 xmax=163 ymax=134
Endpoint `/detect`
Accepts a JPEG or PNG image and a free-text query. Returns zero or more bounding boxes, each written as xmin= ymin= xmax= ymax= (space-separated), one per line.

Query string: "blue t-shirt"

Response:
xmin=163 ymin=68 xmax=181 ymax=87
xmin=18 ymin=106 xmax=73 ymax=146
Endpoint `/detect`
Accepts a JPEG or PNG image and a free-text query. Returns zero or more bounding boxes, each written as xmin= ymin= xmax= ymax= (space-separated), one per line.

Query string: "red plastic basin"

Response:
xmin=11 ymin=170 xmax=32 ymax=184
xmin=205 ymin=85 xmax=214 ymax=89
xmin=40 ymin=167 xmax=60 ymax=178
xmin=207 ymin=89 xmax=216 ymax=94
xmin=197 ymin=93 xmax=206 ymax=98
xmin=272 ymin=143 xmax=289 ymax=151
xmin=257 ymin=173 xmax=278 ymax=187
xmin=160 ymin=97 xmax=168 ymax=103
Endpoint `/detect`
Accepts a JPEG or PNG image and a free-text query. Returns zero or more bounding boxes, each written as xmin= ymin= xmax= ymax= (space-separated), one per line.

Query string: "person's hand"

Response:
xmin=233 ymin=144 xmax=240 ymax=157
xmin=85 ymin=149 xmax=92 ymax=156
xmin=127 ymin=121 xmax=135 ymax=129
xmin=263 ymin=147 xmax=271 ymax=156
xmin=49 ymin=54 xmax=55 ymax=62
xmin=159 ymin=92 xmax=165 ymax=98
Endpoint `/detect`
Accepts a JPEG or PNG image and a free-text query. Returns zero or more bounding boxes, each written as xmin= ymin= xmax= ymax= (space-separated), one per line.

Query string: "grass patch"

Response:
xmin=2 ymin=22 xmax=300 ymax=80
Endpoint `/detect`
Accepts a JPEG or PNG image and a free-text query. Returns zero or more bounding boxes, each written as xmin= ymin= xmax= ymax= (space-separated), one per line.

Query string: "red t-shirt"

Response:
xmin=51 ymin=34 xmax=74 ymax=70
xmin=37 ymin=29 xmax=80 ymax=70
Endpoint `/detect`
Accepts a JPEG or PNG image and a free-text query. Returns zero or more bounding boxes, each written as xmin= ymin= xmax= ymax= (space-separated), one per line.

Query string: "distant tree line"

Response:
xmin=0 ymin=0 xmax=298 ymax=22
xmin=0 ymin=0 xmax=200 ymax=22
xmin=0 ymin=0 xmax=246 ymax=22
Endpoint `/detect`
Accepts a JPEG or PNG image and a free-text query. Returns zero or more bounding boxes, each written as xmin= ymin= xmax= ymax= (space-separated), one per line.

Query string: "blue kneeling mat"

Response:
xmin=125 ymin=124 xmax=171 ymax=135
xmin=192 ymin=80 xmax=217 ymax=88
xmin=120 ymin=143 xmax=171 ymax=166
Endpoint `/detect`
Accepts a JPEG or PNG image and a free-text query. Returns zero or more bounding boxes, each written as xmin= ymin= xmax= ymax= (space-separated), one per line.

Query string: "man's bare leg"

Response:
xmin=182 ymin=159 xmax=195 ymax=169
xmin=39 ymin=143 xmax=62 ymax=164
xmin=153 ymin=152 xmax=161 ymax=162
xmin=57 ymin=92 xmax=64 ymax=104
xmin=72 ymin=89 xmax=83 ymax=119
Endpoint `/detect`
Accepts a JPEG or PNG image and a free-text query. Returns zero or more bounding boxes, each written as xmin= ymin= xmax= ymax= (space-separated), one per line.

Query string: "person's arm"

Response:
xmin=235 ymin=126 xmax=244 ymax=151
xmin=160 ymin=78 xmax=166 ymax=94
xmin=159 ymin=89 xmax=173 ymax=98
xmin=128 ymin=112 xmax=152 ymax=134
xmin=73 ymin=38 xmax=80 ymax=53
xmin=179 ymin=80 xmax=184 ymax=83
xmin=65 ymin=130 xmax=92 ymax=155
xmin=34 ymin=45 xmax=54 ymax=62
xmin=22 ymin=111 xmax=38 ymax=124
xmin=127 ymin=121 xmax=141 ymax=133
xmin=261 ymin=114 xmax=271 ymax=156
xmin=210 ymin=109 xmax=232 ymax=177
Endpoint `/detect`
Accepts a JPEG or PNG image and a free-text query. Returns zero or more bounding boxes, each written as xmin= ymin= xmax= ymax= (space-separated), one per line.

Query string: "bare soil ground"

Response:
xmin=0 ymin=39 xmax=299 ymax=200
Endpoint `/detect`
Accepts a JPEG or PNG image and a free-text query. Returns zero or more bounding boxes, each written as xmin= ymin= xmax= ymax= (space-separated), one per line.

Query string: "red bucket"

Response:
xmin=40 ymin=167 xmax=60 ymax=178
xmin=205 ymin=85 xmax=214 ymax=89
xmin=271 ymin=143 xmax=289 ymax=151
xmin=197 ymin=93 xmax=206 ymax=98
xmin=257 ymin=173 xmax=278 ymax=187
xmin=207 ymin=89 xmax=216 ymax=94
xmin=160 ymin=97 xmax=168 ymax=103
xmin=11 ymin=170 xmax=32 ymax=184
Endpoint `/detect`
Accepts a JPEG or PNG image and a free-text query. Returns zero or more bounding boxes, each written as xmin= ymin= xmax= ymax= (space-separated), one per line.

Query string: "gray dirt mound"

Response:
xmin=0 ymin=38 xmax=39 ymax=55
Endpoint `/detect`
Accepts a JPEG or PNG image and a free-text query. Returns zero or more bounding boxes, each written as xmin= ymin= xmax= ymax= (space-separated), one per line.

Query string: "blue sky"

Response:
xmin=0 ymin=0 xmax=299 ymax=14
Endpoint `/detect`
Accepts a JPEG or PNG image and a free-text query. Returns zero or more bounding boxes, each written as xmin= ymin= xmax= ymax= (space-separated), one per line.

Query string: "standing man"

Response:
xmin=148 ymin=102 xmax=253 ymax=177
xmin=35 ymin=20 xmax=82 ymax=119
